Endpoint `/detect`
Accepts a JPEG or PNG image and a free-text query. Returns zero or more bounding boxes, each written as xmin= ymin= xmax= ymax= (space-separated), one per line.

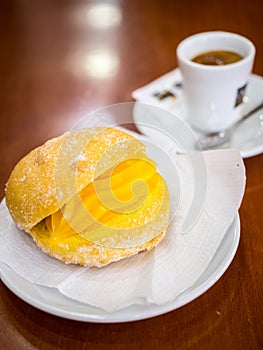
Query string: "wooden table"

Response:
xmin=1 ymin=1 xmax=262 ymax=349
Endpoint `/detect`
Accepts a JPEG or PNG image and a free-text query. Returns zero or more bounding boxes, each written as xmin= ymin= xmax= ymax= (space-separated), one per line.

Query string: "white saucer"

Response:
xmin=0 ymin=215 xmax=240 ymax=323
xmin=133 ymin=71 xmax=263 ymax=158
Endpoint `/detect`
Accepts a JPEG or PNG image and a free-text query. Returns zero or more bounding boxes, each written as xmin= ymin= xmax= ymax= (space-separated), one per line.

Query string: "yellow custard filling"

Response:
xmin=44 ymin=157 xmax=168 ymax=248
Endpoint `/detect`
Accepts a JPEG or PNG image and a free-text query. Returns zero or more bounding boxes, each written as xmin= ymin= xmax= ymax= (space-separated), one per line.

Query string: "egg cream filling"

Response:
xmin=43 ymin=157 xmax=168 ymax=248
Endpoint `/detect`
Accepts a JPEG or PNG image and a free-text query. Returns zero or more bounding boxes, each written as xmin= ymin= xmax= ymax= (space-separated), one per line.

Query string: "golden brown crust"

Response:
xmin=5 ymin=134 xmax=66 ymax=231
xmin=5 ymin=127 xmax=169 ymax=267
xmin=6 ymin=127 xmax=145 ymax=231
xmin=31 ymin=221 xmax=166 ymax=267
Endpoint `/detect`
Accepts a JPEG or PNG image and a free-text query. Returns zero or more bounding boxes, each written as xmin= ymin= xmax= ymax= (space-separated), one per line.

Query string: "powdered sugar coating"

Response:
xmin=5 ymin=127 xmax=170 ymax=267
xmin=6 ymin=128 xmax=145 ymax=231
xmin=31 ymin=220 xmax=167 ymax=267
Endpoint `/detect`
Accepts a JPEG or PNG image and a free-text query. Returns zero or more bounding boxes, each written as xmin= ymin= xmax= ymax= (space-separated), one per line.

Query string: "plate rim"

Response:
xmin=0 ymin=214 xmax=240 ymax=323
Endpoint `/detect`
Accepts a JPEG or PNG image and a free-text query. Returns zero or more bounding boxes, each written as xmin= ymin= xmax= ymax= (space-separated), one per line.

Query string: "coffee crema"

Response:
xmin=191 ymin=50 xmax=243 ymax=66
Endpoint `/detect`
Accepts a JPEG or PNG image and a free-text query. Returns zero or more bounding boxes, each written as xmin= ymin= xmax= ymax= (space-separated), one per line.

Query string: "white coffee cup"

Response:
xmin=176 ymin=31 xmax=255 ymax=133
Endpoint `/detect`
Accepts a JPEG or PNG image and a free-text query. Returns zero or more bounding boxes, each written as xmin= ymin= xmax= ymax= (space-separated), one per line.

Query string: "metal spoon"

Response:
xmin=198 ymin=101 xmax=263 ymax=150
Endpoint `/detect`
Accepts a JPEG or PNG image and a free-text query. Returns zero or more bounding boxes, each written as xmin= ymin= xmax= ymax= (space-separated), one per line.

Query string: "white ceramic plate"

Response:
xmin=0 ymin=215 xmax=240 ymax=323
xmin=133 ymin=72 xmax=263 ymax=158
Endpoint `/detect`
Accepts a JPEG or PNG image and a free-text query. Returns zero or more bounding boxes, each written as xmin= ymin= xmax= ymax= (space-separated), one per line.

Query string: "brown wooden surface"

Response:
xmin=1 ymin=1 xmax=263 ymax=349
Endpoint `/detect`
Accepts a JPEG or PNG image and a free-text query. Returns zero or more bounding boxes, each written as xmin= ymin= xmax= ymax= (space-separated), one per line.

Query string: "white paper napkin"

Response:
xmin=0 ymin=147 xmax=245 ymax=312
xmin=132 ymin=68 xmax=186 ymax=116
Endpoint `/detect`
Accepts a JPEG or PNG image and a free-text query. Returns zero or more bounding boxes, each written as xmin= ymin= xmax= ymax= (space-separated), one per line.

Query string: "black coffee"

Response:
xmin=192 ymin=50 xmax=243 ymax=66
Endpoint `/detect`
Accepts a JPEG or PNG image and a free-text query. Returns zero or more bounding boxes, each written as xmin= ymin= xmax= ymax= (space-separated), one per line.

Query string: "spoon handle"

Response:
xmin=237 ymin=100 xmax=263 ymax=125
xmin=198 ymin=100 xmax=263 ymax=150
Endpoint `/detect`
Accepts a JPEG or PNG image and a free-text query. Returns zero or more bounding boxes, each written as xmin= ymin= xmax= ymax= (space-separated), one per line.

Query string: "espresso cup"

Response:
xmin=176 ymin=31 xmax=255 ymax=133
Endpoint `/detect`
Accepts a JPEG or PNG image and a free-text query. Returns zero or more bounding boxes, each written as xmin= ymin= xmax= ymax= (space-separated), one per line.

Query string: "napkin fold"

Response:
xmin=0 ymin=146 xmax=245 ymax=312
